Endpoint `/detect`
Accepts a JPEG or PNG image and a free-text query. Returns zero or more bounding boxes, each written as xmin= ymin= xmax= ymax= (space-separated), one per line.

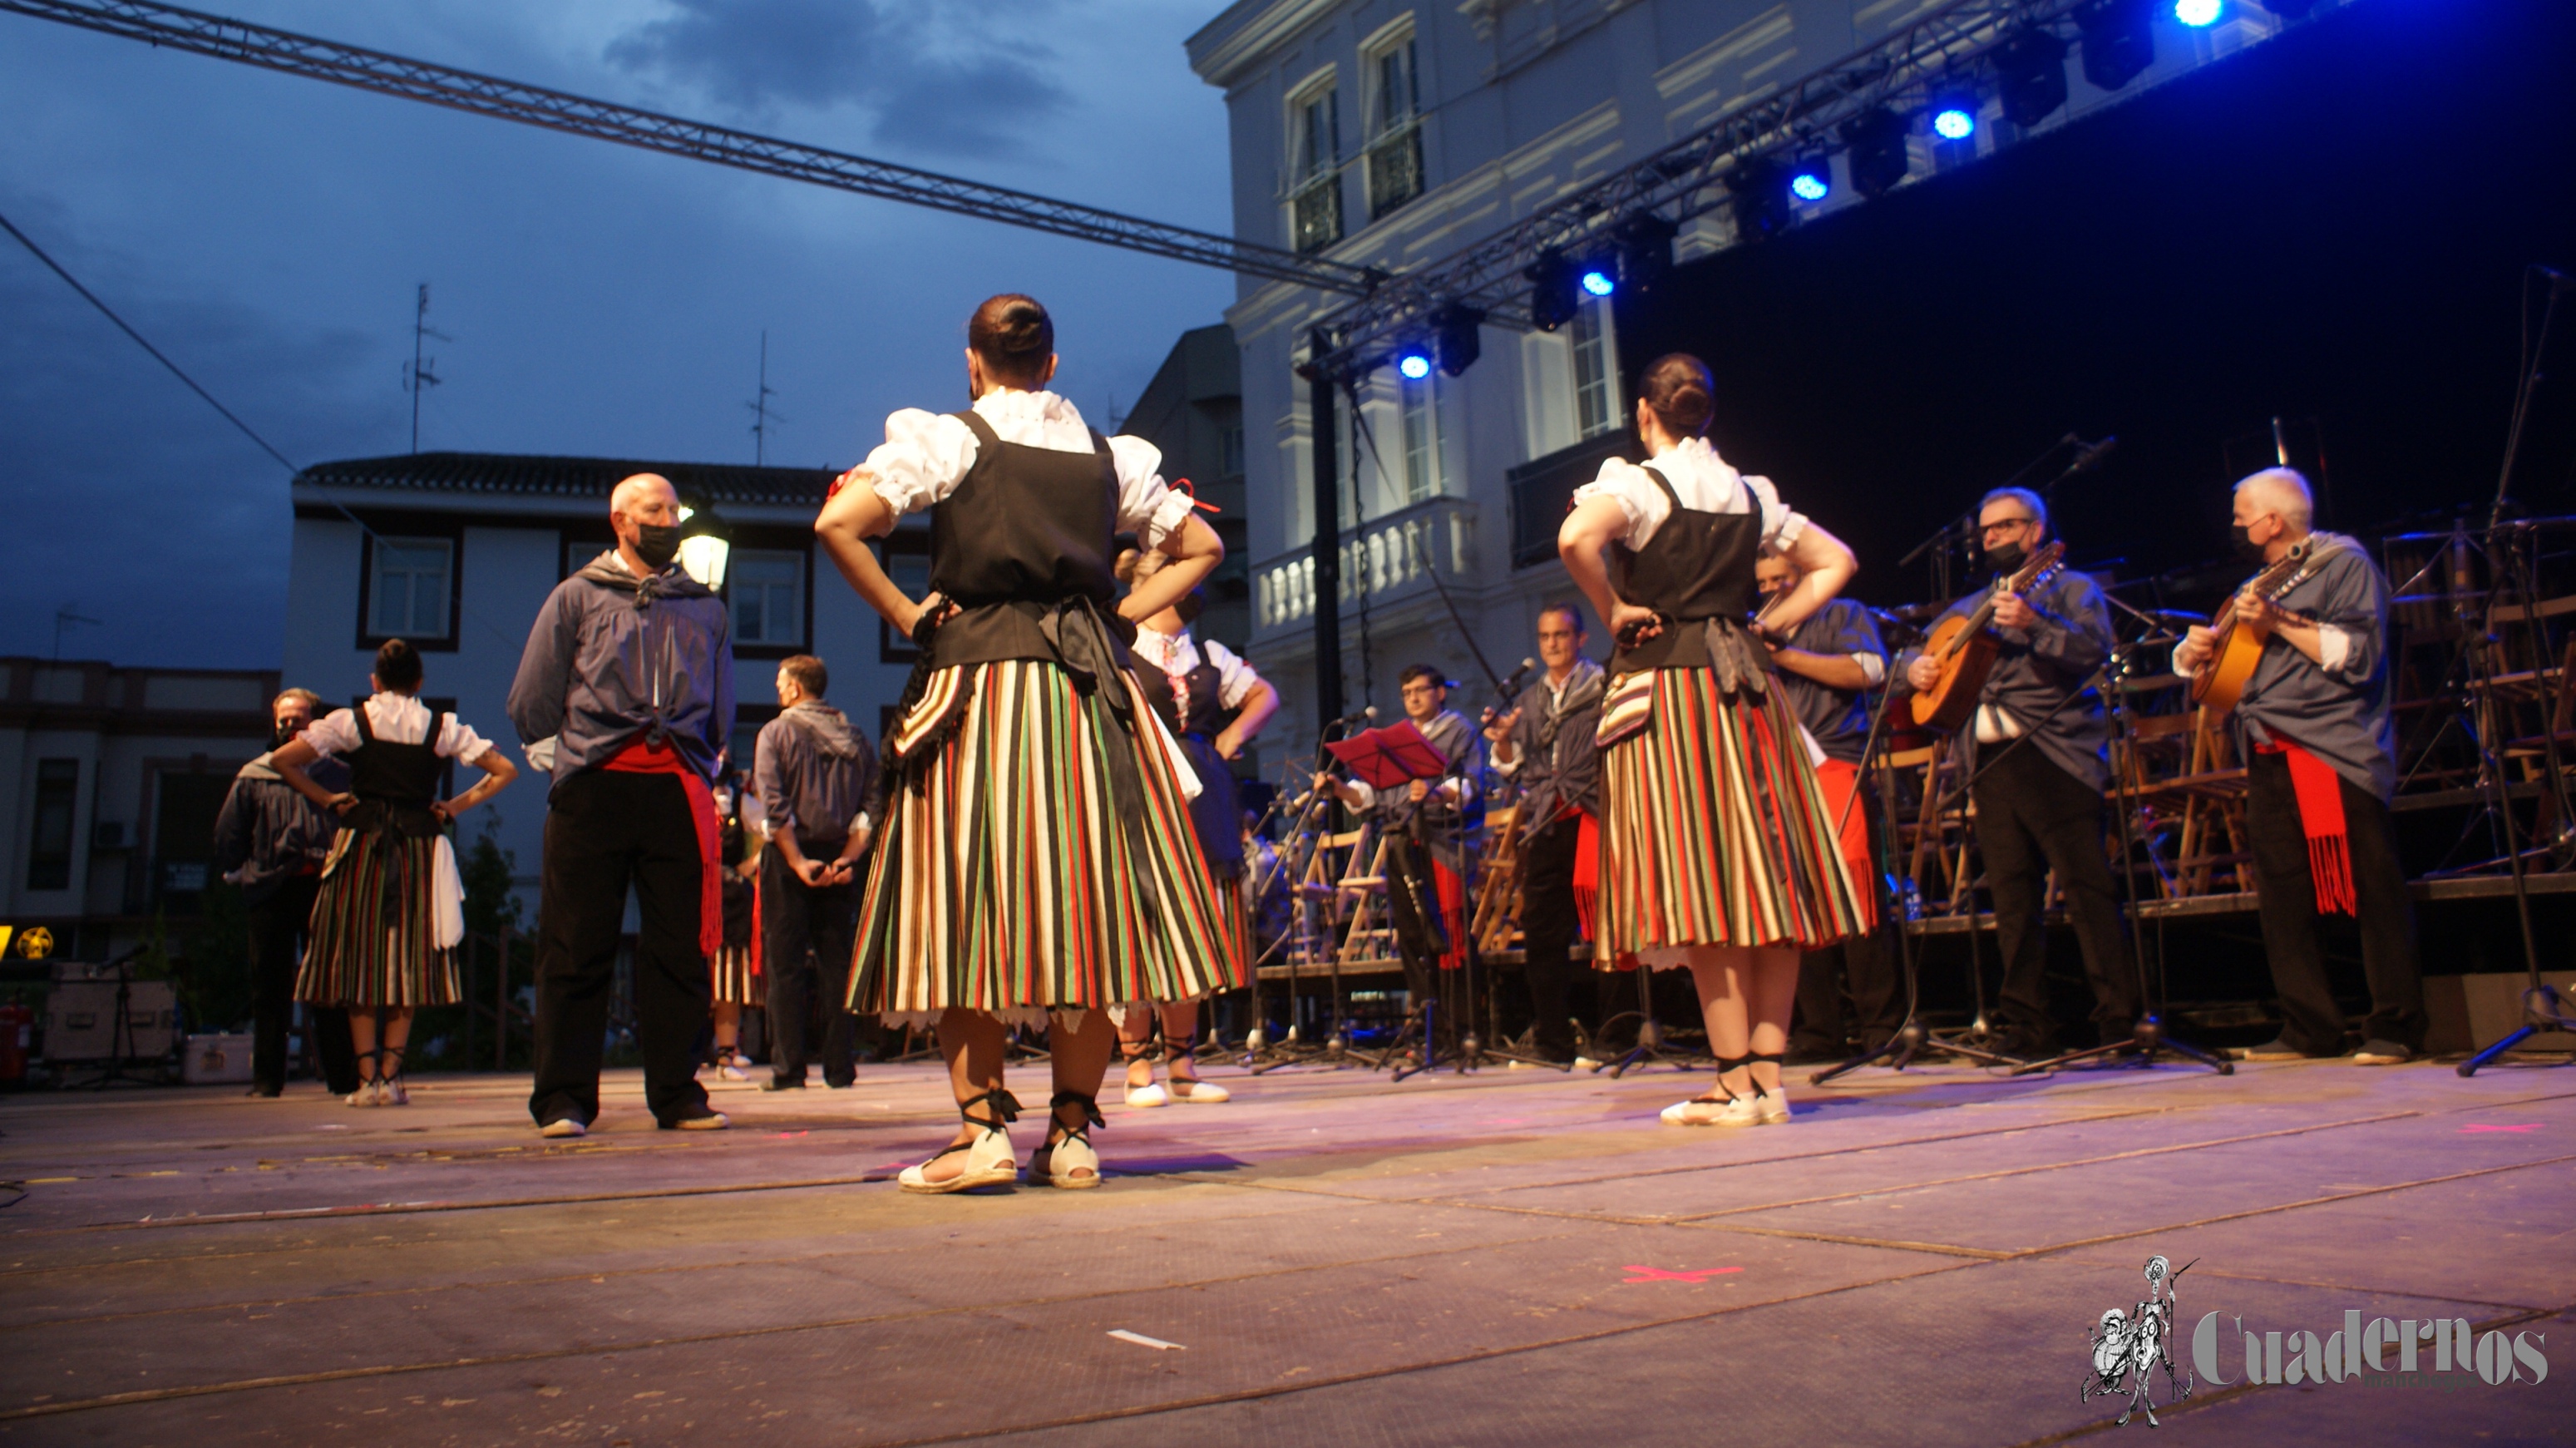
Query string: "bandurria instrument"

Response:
xmin=1909 ymin=541 xmax=2067 ymax=730
xmin=2189 ymin=536 xmax=2327 ymax=719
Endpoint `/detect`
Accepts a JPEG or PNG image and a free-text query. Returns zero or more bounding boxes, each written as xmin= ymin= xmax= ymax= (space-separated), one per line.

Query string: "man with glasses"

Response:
xmin=1898 ymin=487 xmax=2139 ymax=1060
xmin=1315 ymin=664 xmax=1484 ymax=1048
xmin=2173 ymin=469 xmax=2421 ymax=1065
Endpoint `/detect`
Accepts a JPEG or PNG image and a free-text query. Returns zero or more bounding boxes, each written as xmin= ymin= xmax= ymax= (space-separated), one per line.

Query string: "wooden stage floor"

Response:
xmin=1 ymin=1049 xmax=2569 ymax=1446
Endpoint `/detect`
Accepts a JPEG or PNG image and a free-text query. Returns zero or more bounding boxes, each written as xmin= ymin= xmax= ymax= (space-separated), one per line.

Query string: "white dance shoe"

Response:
xmin=900 ymin=1089 xmax=1021 ymax=1194
xmin=1031 ymin=1091 xmax=1104 ymax=1189
xmin=1166 ymin=1077 xmax=1230 ymax=1105
xmin=1661 ymin=1092 xmax=1759 ymax=1127
xmin=1123 ymin=1081 xmax=1169 ymax=1108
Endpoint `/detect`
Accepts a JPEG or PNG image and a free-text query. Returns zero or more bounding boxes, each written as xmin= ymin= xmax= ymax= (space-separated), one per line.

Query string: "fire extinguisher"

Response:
xmin=0 ymin=1004 xmax=32 ymax=1084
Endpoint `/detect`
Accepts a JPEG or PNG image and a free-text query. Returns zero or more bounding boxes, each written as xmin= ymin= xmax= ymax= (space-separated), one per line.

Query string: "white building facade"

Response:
xmin=1187 ymin=0 xmax=2306 ymax=765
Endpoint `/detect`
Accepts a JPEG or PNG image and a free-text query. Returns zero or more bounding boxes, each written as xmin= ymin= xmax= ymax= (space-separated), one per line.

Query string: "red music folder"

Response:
xmin=1323 ymin=719 xmax=1451 ymax=791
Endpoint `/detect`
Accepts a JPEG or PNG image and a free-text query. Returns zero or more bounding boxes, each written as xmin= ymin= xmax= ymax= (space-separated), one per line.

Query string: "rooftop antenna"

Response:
xmin=52 ymin=604 xmax=101 ymax=662
xmin=402 ymin=282 xmax=447 ymax=453
xmin=746 ymin=329 xmax=786 ymax=466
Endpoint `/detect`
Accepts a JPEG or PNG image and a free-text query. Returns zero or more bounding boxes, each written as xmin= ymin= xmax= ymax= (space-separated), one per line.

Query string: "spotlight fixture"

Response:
xmin=1527 ymin=248 xmax=1581 ymax=332
xmin=1430 ymin=304 xmax=1484 ymax=378
xmin=1993 ymin=30 xmax=2070 ymax=128
xmin=1613 ymin=213 xmax=1680 ymax=292
xmin=1394 ymin=348 xmax=1434 ymax=381
xmin=1728 ymin=157 xmax=1794 ymax=242
xmin=1840 ymin=106 xmax=1911 ymax=198
xmin=1929 ymin=96 xmax=1978 ymax=142
xmin=2076 ymin=0 xmax=2155 ymax=91
xmin=2174 ymin=0 xmax=2221 ymax=25
xmin=1787 ymin=156 xmax=1832 ymax=203
xmin=1579 ymin=267 xmax=1616 ymax=298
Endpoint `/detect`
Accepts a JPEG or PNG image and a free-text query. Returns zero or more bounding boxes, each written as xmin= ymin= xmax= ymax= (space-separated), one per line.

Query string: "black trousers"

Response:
xmin=761 ymin=843 xmax=861 ymax=1085
xmin=1971 ymin=743 xmax=2140 ymax=1048
xmin=247 ymin=875 xmax=358 ymax=1095
xmin=1384 ymin=833 xmax=1451 ymax=1026
xmin=1517 ymin=814 xmax=1587 ymax=1060
xmin=530 ymin=770 xmax=713 ymax=1127
xmin=2245 ymin=751 xmax=2425 ymax=1053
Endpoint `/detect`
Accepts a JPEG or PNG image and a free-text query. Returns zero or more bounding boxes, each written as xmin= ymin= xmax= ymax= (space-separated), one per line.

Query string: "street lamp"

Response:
xmin=675 ymin=501 xmax=731 ymax=591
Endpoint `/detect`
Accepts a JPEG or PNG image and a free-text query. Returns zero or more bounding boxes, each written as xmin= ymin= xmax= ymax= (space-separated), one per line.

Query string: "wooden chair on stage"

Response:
xmin=2115 ymin=704 xmax=2252 ymax=901
xmin=1469 ymin=803 xmax=1522 ymax=958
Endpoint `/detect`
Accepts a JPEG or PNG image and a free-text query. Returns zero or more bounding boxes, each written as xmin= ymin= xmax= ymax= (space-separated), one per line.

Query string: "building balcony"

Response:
xmin=1505 ymin=432 xmax=1636 ymax=569
xmin=1252 ymin=495 xmax=1478 ymax=646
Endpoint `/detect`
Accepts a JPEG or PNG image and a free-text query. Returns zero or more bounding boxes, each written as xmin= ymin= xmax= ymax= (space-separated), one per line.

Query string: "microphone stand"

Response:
xmin=2009 ymin=627 xmax=2231 ymax=1078
xmin=1245 ymin=714 xmax=1374 ymax=1073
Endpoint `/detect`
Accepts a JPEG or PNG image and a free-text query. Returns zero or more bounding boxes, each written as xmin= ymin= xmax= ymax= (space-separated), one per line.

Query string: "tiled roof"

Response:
xmin=294 ymin=452 xmax=836 ymax=507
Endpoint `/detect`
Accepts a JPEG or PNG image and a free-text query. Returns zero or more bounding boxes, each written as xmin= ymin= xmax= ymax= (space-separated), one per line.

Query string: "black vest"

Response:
xmin=343 ymin=698 xmax=447 ymax=839
xmin=1134 ymin=648 xmax=1224 ymax=739
xmin=925 ymin=408 xmax=1132 ymax=670
xmin=1609 ymin=466 xmax=1764 ymax=673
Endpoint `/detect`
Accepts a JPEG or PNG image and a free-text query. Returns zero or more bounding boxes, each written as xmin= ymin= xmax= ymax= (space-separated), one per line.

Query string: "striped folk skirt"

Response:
xmin=294 ymin=829 xmax=461 ymax=1007
xmin=709 ymin=944 xmax=761 ymax=1006
xmin=850 ymin=660 xmax=1248 ymax=1020
xmin=1596 ymin=666 xmax=1869 ymax=966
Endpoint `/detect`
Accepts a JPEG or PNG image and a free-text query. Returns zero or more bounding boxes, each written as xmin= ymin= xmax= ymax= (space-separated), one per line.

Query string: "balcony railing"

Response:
xmin=1254 ymin=495 xmax=1478 ymax=644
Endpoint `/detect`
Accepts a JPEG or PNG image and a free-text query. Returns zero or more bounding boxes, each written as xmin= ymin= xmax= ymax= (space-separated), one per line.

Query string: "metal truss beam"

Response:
xmin=1312 ymin=0 xmax=2124 ymax=373
xmin=0 ymin=0 xmax=1384 ymax=296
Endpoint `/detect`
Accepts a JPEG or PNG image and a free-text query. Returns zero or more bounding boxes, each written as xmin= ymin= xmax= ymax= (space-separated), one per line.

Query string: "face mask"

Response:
xmin=634 ymin=522 xmax=681 ymax=570
xmin=271 ymin=720 xmax=301 ymax=750
xmin=2229 ymin=522 xmax=2267 ymax=563
xmin=1984 ymin=541 xmax=2027 ymax=576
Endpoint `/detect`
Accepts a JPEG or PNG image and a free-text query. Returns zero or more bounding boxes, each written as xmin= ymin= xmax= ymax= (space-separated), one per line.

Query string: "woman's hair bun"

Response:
xmin=1639 ymin=353 xmax=1715 ymax=437
xmin=970 ymin=293 xmax=1055 ymax=387
xmin=374 ymin=636 xmax=423 ymax=692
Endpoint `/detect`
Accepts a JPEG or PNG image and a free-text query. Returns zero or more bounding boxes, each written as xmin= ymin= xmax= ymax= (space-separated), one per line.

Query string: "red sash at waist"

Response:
xmin=600 ymin=737 xmax=723 ymax=955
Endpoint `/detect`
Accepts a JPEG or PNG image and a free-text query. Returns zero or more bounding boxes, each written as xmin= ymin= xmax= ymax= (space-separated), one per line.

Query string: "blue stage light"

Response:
xmin=1788 ymin=161 xmax=1830 ymax=203
xmin=1579 ymin=269 xmax=1616 ymax=298
xmin=1396 ymin=350 xmax=1433 ymax=381
xmin=2175 ymin=0 xmax=2221 ymax=26
xmin=1931 ymin=103 xmax=1976 ymax=141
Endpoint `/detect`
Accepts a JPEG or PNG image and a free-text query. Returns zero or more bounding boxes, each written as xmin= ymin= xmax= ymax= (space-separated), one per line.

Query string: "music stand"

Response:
xmin=1326 ymin=721 xmax=1477 ymax=1075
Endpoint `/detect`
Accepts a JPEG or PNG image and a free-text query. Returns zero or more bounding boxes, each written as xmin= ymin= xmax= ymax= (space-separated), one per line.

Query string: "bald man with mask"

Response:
xmin=2174 ymin=468 xmax=2421 ymax=1065
xmin=509 ymin=472 xmax=736 ymax=1136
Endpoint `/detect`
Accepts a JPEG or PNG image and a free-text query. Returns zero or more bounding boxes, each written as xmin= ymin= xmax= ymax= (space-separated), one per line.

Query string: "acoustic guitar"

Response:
xmin=1909 ymin=541 xmax=2067 ymax=731
xmin=2189 ymin=536 xmax=2330 ymax=719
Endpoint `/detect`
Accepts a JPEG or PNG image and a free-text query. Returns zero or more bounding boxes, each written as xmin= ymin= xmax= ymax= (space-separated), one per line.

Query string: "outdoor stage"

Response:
xmin=1 ymin=1053 xmax=2568 ymax=1446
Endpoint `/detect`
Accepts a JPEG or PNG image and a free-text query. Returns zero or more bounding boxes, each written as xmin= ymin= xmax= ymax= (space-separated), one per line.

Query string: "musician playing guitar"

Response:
xmin=2172 ymin=468 xmax=2421 ymax=1065
xmin=1897 ymin=487 xmax=2139 ymax=1060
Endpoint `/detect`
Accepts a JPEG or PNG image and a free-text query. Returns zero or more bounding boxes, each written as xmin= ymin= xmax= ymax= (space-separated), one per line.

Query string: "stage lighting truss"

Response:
xmin=1308 ymin=0 xmax=2241 ymax=379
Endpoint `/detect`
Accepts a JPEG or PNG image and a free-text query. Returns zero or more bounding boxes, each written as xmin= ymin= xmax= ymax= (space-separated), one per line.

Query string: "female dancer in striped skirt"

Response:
xmin=705 ymin=766 xmax=760 ymax=1081
xmin=814 ymin=294 xmax=1242 ymax=1192
xmin=1113 ymin=548 xmax=1281 ymax=1108
xmin=1557 ymin=354 xmax=1868 ymax=1127
xmin=270 ymin=639 xmax=516 ymax=1105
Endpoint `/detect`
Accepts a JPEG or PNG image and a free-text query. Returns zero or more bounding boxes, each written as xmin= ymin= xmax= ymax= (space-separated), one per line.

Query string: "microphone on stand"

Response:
xmin=2067 ymin=435 xmax=2120 ymax=473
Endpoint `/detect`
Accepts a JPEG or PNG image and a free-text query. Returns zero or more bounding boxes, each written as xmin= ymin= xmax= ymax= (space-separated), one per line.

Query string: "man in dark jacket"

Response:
xmin=508 ymin=472 xmax=735 ymax=1137
xmin=1897 ymin=487 xmax=2139 ymax=1059
xmin=213 ymin=687 xmax=359 ymax=1097
xmin=753 ymin=654 xmax=880 ymax=1090
xmin=1484 ymin=605 xmax=1606 ymax=1065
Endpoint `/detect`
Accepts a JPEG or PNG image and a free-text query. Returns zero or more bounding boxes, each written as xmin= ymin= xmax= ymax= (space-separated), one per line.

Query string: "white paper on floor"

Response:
xmin=1107 ymin=1329 xmax=1185 ymax=1351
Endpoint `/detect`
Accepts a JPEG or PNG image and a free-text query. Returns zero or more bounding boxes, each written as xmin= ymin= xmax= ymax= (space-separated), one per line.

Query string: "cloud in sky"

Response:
xmin=0 ymin=0 xmax=1232 ymax=669
xmin=604 ymin=0 xmax=1071 ymax=156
